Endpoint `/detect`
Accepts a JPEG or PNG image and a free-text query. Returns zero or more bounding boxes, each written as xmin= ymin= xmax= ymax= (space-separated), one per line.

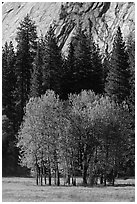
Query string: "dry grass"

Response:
xmin=2 ymin=177 xmax=135 ymax=202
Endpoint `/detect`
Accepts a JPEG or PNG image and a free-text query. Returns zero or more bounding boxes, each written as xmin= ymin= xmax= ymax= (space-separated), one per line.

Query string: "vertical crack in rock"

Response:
xmin=98 ymin=2 xmax=110 ymax=18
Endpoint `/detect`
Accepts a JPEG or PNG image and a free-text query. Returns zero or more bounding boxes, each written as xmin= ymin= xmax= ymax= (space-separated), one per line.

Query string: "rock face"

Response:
xmin=2 ymin=2 xmax=135 ymax=54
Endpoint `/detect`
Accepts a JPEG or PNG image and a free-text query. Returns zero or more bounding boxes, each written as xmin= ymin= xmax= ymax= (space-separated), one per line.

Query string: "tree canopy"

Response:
xmin=105 ymin=26 xmax=131 ymax=103
xmin=2 ymin=15 xmax=135 ymax=181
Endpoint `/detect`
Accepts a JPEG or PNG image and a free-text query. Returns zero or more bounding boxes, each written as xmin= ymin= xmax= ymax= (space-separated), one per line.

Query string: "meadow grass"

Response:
xmin=2 ymin=177 xmax=135 ymax=202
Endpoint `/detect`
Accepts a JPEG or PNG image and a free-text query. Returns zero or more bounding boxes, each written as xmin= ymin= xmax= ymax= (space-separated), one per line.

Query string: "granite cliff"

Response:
xmin=2 ymin=2 xmax=135 ymax=55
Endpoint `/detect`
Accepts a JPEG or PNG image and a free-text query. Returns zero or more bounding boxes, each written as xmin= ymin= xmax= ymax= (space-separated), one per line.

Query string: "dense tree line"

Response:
xmin=2 ymin=14 xmax=134 ymax=181
xmin=17 ymin=90 xmax=133 ymax=186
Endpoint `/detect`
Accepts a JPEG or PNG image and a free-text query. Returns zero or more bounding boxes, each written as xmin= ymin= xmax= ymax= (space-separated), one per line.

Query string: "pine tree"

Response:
xmin=43 ymin=25 xmax=63 ymax=96
xmin=61 ymin=40 xmax=76 ymax=99
xmin=74 ymin=28 xmax=93 ymax=93
xmin=90 ymin=41 xmax=104 ymax=94
xmin=2 ymin=41 xmax=19 ymax=176
xmin=105 ymin=26 xmax=131 ymax=103
xmin=102 ymin=49 xmax=110 ymax=87
xmin=15 ymin=14 xmax=37 ymax=125
xmin=2 ymin=41 xmax=16 ymax=123
xmin=64 ymin=26 xmax=104 ymax=96
xmin=2 ymin=115 xmax=18 ymax=176
xmin=124 ymin=35 xmax=135 ymax=177
xmin=30 ymin=38 xmax=44 ymax=97
xmin=127 ymin=34 xmax=135 ymax=114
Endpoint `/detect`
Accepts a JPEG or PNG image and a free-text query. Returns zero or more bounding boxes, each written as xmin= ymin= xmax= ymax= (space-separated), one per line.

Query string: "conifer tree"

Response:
xmin=61 ymin=41 xmax=76 ymax=99
xmin=124 ymin=35 xmax=135 ymax=176
xmin=102 ymin=48 xmax=110 ymax=86
xmin=127 ymin=35 xmax=135 ymax=114
xmin=105 ymin=26 xmax=131 ymax=103
xmin=2 ymin=41 xmax=16 ymax=123
xmin=90 ymin=41 xmax=104 ymax=94
xmin=64 ymin=26 xmax=104 ymax=96
xmin=2 ymin=115 xmax=15 ymax=176
xmin=74 ymin=28 xmax=93 ymax=93
xmin=15 ymin=14 xmax=37 ymax=125
xmin=2 ymin=42 xmax=19 ymax=176
xmin=43 ymin=25 xmax=63 ymax=96
xmin=30 ymin=38 xmax=44 ymax=97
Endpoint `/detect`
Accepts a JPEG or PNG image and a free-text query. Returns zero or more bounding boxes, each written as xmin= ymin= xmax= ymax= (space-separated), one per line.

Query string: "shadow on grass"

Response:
xmin=3 ymin=177 xmax=135 ymax=188
xmin=113 ymin=183 xmax=135 ymax=187
xmin=75 ymin=182 xmax=135 ymax=188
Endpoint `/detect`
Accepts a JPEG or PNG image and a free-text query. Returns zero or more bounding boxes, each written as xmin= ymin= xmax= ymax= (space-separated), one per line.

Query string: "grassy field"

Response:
xmin=2 ymin=177 xmax=135 ymax=202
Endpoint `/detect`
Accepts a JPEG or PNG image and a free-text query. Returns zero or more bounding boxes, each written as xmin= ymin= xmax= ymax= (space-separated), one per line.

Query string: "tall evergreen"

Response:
xmin=2 ymin=42 xmax=18 ymax=175
xmin=43 ymin=25 xmax=63 ymax=96
xmin=127 ymin=35 xmax=135 ymax=114
xmin=73 ymin=27 xmax=93 ymax=93
xmin=30 ymin=38 xmax=44 ymax=97
xmin=125 ymin=34 xmax=135 ymax=176
xmin=15 ymin=14 xmax=37 ymax=125
xmin=2 ymin=115 xmax=17 ymax=176
xmin=61 ymin=41 xmax=76 ymax=99
xmin=105 ymin=26 xmax=131 ymax=103
xmin=90 ymin=41 xmax=104 ymax=94
xmin=2 ymin=41 xmax=16 ymax=123
xmin=65 ymin=26 xmax=104 ymax=95
xmin=61 ymin=25 xmax=104 ymax=98
xmin=102 ymin=48 xmax=110 ymax=86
